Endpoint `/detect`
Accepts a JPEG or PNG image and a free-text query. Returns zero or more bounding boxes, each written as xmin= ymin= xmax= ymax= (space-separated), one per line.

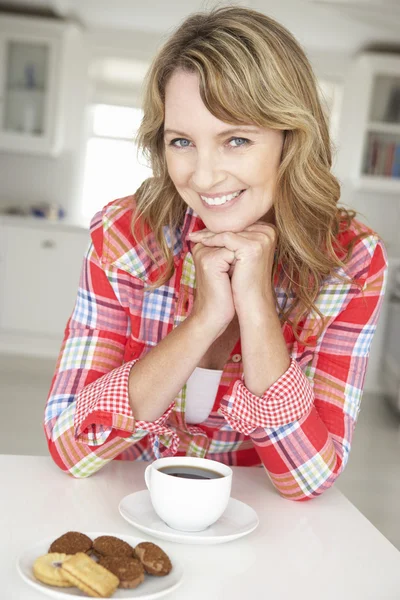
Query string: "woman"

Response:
xmin=44 ymin=6 xmax=387 ymax=499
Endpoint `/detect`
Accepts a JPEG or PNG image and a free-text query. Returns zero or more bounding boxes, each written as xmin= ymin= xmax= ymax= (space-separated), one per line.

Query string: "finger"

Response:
xmin=187 ymin=229 xmax=212 ymax=239
xmin=236 ymin=231 xmax=267 ymax=240
xmin=193 ymin=231 xmax=251 ymax=254
xmin=190 ymin=229 xmax=277 ymax=255
xmin=192 ymin=242 xmax=235 ymax=261
xmin=190 ymin=224 xmax=277 ymax=242
xmin=236 ymin=231 xmax=276 ymax=245
xmin=194 ymin=246 xmax=236 ymax=272
xmin=216 ymin=247 xmax=236 ymax=266
xmin=244 ymin=222 xmax=278 ymax=235
xmin=242 ymin=227 xmax=278 ymax=245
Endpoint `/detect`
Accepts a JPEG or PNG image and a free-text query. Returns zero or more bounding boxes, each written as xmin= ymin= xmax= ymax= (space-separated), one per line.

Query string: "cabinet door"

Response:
xmin=0 ymin=18 xmax=62 ymax=155
xmin=0 ymin=224 xmax=89 ymax=337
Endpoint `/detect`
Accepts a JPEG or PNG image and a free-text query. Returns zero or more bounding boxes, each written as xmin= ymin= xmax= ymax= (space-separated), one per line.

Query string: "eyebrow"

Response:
xmin=163 ymin=126 xmax=261 ymax=138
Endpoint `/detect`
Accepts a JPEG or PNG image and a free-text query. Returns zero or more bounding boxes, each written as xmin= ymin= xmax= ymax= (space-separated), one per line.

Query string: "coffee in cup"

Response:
xmin=144 ymin=456 xmax=232 ymax=532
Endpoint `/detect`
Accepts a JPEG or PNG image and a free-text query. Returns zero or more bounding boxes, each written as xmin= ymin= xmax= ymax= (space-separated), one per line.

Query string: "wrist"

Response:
xmin=185 ymin=311 xmax=227 ymax=342
xmin=235 ymin=292 xmax=276 ymax=322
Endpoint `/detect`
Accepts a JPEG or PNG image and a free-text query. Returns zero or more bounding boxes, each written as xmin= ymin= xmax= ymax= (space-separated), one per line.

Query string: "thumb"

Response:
xmin=228 ymin=258 xmax=237 ymax=278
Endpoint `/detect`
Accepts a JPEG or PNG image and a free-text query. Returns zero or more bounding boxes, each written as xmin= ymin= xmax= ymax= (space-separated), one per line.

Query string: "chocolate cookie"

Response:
xmin=49 ymin=532 xmax=93 ymax=555
xmin=134 ymin=542 xmax=172 ymax=576
xmin=99 ymin=556 xmax=145 ymax=589
xmin=93 ymin=535 xmax=134 ymax=559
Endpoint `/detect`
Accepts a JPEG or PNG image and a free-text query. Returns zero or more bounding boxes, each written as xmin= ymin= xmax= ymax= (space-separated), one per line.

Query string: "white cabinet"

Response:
xmin=0 ymin=14 xmax=80 ymax=156
xmin=0 ymin=219 xmax=89 ymax=357
xmin=336 ymin=52 xmax=400 ymax=194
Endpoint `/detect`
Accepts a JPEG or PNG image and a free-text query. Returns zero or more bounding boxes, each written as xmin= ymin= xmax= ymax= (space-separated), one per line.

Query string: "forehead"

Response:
xmin=164 ymin=70 xmax=255 ymax=134
xmin=164 ymin=70 xmax=212 ymax=121
xmin=165 ymin=69 xmax=200 ymax=95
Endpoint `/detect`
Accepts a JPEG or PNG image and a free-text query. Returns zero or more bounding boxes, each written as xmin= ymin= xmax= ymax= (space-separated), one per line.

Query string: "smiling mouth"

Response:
xmin=200 ymin=189 xmax=246 ymax=207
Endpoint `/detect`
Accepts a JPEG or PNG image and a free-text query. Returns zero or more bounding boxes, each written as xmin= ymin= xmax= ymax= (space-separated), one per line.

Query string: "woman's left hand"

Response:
xmin=188 ymin=222 xmax=277 ymax=313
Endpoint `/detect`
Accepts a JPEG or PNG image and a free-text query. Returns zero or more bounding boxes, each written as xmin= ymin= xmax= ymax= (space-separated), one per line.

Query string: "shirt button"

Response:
xmin=232 ymin=354 xmax=242 ymax=363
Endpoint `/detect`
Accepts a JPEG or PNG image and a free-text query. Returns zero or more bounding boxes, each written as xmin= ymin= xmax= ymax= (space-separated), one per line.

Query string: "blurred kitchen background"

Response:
xmin=0 ymin=0 xmax=400 ymax=548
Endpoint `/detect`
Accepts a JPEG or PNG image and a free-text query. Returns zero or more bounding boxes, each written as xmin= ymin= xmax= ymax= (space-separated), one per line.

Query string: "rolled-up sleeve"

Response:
xmin=219 ymin=358 xmax=314 ymax=433
xmin=74 ymin=358 xmax=176 ymax=446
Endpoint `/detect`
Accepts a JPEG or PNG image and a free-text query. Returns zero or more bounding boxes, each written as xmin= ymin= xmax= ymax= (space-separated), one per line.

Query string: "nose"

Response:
xmin=190 ymin=148 xmax=225 ymax=192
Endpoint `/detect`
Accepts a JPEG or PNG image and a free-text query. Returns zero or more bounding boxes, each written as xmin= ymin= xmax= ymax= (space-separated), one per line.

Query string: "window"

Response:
xmin=81 ymin=104 xmax=152 ymax=224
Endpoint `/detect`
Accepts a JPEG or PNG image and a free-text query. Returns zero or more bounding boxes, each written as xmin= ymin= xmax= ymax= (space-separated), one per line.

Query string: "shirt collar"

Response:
xmin=178 ymin=205 xmax=205 ymax=258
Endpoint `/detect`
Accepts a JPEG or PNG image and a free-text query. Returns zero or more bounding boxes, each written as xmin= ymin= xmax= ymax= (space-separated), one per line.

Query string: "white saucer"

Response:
xmin=119 ymin=490 xmax=259 ymax=545
xmin=16 ymin=531 xmax=184 ymax=600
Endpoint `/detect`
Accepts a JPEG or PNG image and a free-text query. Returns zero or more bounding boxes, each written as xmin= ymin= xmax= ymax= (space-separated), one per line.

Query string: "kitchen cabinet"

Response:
xmin=0 ymin=13 xmax=81 ymax=156
xmin=0 ymin=218 xmax=89 ymax=357
xmin=336 ymin=52 xmax=400 ymax=194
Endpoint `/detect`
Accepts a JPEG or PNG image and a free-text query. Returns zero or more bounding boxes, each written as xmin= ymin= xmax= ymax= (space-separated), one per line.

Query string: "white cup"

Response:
xmin=144 ymin=456 xmax=232 ymax=532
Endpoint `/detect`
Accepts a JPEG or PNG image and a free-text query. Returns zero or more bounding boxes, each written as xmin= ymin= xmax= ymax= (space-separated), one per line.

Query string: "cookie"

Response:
xmin=134 ymin=542 xmax=172 ymax=576
xmin=61 ymin=552 xmax=119 ymax=598
xmin=33 ymin=553 xmax=72 ymax=587
xmin=93 ymin=535 xmax=134 ymax=559
xmin=49 ymin=532 xmax=93 ymax=555
xmin=99 ymin=556 xmax=145 ymax=589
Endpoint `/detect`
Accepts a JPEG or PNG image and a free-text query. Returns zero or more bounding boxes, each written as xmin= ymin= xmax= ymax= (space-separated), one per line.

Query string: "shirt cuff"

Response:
xmin=74 ymin=359 xmax=175 ymax=444
xmin=219 ymin=358 xmax=314 ymax=434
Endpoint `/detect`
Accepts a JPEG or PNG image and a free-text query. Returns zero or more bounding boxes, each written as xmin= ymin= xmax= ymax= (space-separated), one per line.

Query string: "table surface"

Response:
xmin=2 ymin=455 xmax=400 ymax=600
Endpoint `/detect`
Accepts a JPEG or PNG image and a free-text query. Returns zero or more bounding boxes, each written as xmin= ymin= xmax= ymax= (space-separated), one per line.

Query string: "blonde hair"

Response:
xmin=134 ymin=5 xmax=366 ymax=343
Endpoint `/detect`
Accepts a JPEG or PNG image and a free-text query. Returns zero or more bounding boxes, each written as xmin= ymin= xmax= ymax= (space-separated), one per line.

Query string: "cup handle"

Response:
xmin=144 ymin=465 xmax=152 ymax=490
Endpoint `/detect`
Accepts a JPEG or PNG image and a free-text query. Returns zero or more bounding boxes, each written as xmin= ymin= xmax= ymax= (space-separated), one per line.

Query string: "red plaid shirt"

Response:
xmin=44 ymin=195 xmax=388 ymax=499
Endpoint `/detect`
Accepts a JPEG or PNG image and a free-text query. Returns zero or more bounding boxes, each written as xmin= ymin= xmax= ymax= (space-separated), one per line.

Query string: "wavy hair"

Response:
xmin=133 ymin=5 xmax=367 ymax=343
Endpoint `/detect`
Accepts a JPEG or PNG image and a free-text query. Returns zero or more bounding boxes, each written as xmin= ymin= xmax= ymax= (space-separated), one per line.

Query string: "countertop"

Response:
xmin=0 ymin=213 xmax=88 ymax=233
xmin=1 ymin=455 xmax=399 ymax=600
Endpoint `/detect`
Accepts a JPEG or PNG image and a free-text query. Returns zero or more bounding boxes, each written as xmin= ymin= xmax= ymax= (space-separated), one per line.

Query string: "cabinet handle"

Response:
xmin=41 ymin=239 xmax=56 ymax=249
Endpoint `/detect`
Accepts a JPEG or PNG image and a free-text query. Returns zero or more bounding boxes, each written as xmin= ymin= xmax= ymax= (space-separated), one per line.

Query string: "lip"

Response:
xmin=199 ymin=189 xmax=246 ymax=210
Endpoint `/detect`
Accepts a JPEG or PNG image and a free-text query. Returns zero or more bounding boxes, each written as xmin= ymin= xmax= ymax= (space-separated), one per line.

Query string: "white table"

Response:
xmin=2 ymin=455 xmax=400 ymax=599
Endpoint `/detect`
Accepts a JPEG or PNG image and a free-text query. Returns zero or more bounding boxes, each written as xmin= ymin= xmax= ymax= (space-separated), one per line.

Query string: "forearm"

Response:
xmin=129 ymin=314 xmax=220 ymax=421
xmin=238 ymin=295 xmax=290 ymax=397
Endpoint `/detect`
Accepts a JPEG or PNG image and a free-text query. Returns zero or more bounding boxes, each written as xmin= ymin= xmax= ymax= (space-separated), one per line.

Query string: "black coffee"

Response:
xmin=158 ymin=465 xmax=224 ymax=480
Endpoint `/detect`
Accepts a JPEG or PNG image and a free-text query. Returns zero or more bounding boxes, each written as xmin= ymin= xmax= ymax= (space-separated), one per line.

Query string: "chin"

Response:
xmin=203 ymin=216 xmax=255 ymax=234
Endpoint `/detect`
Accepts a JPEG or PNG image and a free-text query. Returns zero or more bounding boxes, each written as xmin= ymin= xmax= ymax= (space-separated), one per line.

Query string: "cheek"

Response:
xmin=166 ymin=154 xmax=191 ymax=185
xmin=245 ymin=165 xmax=276 ymax=189
xmin=255 ymin=156 xmax=281 ymax=186
xmin=240 ymin=149 xmax=281 ymax=187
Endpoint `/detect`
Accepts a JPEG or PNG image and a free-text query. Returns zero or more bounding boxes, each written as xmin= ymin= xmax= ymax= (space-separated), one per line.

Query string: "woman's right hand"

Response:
xmin=190 ymin=242 xmax=236 ymax=337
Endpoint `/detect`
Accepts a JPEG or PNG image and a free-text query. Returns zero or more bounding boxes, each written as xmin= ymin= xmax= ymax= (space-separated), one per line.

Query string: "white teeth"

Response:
xmin=200 ymin=190 xmax=243 ymax=206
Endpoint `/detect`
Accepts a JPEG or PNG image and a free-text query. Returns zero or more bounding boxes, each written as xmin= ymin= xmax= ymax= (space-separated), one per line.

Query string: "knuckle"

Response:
xmin=219 ymin=232 xmax=230 ymax=244
xmin=269 ymin=227 xmax=278 ymax=241
xmin=199 ymin=250 xmax=213 ymax=266
xmin=253 ymin=243 xmax=264 ymax=256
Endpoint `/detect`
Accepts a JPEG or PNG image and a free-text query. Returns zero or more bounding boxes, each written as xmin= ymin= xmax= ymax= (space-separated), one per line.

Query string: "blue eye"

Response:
xmin=229 ymin=137 xmax=250 ymax=147
xmin=169 ymin=138 xmax=191 ymax=148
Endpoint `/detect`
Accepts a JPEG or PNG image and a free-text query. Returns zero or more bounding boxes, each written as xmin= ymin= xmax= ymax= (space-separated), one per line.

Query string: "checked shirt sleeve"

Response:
xmin=220 ymin=358 xmax=314 ymax=433
xmin=220 ymin=238 xmax=388 ymax=500
xmin=44 ymin=215 xmax=177 ymax=479
xmin=72 ymin=358 xmax=177 ymax=449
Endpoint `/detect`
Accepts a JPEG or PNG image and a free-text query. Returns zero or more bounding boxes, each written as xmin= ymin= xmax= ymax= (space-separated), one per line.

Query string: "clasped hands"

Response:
xmin=188 ymin=221 xmax=277 ymax=317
